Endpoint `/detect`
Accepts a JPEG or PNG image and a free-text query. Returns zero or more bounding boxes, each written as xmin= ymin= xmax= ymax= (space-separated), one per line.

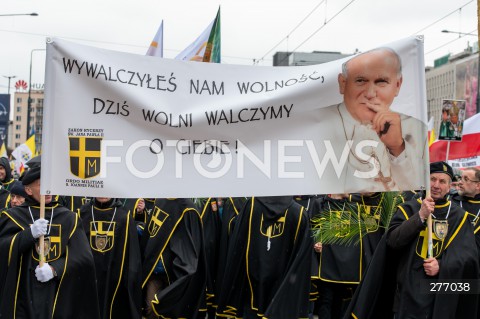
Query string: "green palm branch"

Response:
xmin=311 ymin=192 xmax=404 ymax=246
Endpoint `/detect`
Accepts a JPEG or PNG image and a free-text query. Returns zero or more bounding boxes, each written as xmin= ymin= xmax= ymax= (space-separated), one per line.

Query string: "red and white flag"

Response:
xmin=429 ymin=112 xmax=480 ymax=163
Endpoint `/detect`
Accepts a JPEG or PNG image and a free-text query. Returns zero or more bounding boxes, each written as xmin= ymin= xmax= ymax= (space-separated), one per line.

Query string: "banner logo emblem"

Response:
xmin=69 ymin=137 xmax=102 ymax=179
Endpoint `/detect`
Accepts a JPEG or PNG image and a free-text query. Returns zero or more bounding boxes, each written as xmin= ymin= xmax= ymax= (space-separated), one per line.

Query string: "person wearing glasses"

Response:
xmin=451 ymin=167 xmax=480 ymax=228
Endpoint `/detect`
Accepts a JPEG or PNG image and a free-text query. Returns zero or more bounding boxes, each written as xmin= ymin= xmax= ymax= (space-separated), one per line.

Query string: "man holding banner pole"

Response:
xmin=0 ymin=158 xmax=100 ymax=318
xmin=385 ymin=161 xmax=479 ymax=318
xmin=345 ymin=161 xmax=479 ymax=318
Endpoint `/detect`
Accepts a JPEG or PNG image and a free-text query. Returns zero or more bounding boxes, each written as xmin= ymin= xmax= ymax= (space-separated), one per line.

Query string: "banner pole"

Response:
xmin=427 ymin=188 xmax=433 ymax=258
xmin=39 ymin=195 xmax=45 ymax=267
xmin=445 ymin=141 xmax=451 ymax=162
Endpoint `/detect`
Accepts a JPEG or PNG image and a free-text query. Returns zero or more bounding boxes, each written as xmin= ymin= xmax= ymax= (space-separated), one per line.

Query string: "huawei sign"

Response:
xmin=15 ymin=80 xmax=28 ymax=91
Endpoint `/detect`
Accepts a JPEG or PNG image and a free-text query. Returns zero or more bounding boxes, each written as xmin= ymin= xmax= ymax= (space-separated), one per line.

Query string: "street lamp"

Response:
xmin=441 ymin=30 xmax=478 ymax=37
xmin=2 ymin=75 xmax=16 ymax=95
xmin=0 ymin=13 xmax=38 ymax=17
xmin=27 ymin=49 xmax=45 ymax=139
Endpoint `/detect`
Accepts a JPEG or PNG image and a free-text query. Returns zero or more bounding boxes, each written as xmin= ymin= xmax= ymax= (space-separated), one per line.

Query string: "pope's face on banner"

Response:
xmin=450 ymin=113 xmax=458 ymax=124
xmin=338 ymin=49 xmax=403 ymax=124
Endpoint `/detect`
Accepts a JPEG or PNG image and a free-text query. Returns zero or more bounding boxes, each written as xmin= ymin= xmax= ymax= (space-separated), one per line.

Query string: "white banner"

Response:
xmin=42 ymin=37 xmax=429 ymax=198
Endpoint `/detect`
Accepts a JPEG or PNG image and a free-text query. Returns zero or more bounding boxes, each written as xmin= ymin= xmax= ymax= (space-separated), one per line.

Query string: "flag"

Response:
xmin=429 ymin=112 xmax=480 ymax=162
xmin=146 ymin=20 xmax=164 ymax=57
xmin=12 ymin=134 xmax=36 ymax=176
xmin=202 ymin=7 xmax=221 ymax=63
xmin=0 ymin=140 xmax=7 ymax=158
xmin=427 ymin=116 xmax=436 ymax=146
xmin=175 ymin=7 xmax=221 ymax=63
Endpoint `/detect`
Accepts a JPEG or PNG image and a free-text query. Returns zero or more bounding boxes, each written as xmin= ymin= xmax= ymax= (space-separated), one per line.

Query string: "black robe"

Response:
xmin=0 ymin=188 xmax=10 ymax=209
xmin=199 ymin=197 xmax=246 ymax=313
xmin=79 ymin=199 xmax=142 ymax=319
xmin=313 ymin=195 xmax=363 ymax=284
xmin=61 ymin=195 xmax=92 ymax=212
xmin=451 ymin=193 xmax=480 ymax=227
xmin=350 ymin=192 xmax=400 ymax=266
xmin=216 ymin=196 xmax=313 ymax=319
xmin=345 ymin=198 xmax=479 ymax=319
xmin=142 ymin=198 xmax=207 ymax=318
xmin=0 ymin=200 xmax=100 ymax=319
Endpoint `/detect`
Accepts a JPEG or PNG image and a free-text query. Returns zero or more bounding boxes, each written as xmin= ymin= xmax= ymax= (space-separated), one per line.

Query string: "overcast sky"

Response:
xmin=0 ymin=0 xmax=477 ymax=94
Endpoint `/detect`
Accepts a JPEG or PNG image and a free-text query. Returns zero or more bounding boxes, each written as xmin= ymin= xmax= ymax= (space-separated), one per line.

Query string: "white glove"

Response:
xmin=30 ymin=218 xmax=48 ymax=239
xmin=35 ymin=263 xmax=55 ymax=282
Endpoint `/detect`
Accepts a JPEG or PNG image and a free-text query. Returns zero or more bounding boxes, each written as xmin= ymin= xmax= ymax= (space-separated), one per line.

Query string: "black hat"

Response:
xmin=10 ymin=181 xmax=28 ymax=198
xmin=21 ymin=165 xmax=41 ymax=185
xmin=430 ymin=161 xmax=454 ymax=180
xmin=26 ymin=155 xmax=41 ymax=169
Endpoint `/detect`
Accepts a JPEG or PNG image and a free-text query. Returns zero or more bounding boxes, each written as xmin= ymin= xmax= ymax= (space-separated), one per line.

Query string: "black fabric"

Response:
xmin=342 ymin=236 xmax=397 ymax=319
xmin=212 ymin=197 xmax=246 ymax=311
xmin=199 ymin=198 xmax=222 ymax=313
xmin=120 ymin=198 xmax=145 ymax=222
xmin=0 ymin=188 xmax=10 ymax=209
xmin=350 ymin=193 xmax=386 ymax=266
xmin=142 ymin=198 xmax=207 ymax=318
xmin=216 ymin=196 xmax=313 ymax=319
xmin=314 ymin=196 xmax=362 ymax=284
xmin=198 ymin=197 xmax=246 ymax=313
xmin=79 ymin=199 xmax=142 ymax=319
xmin=61 ymin=196 xmax=92 ymax=212
xmin=0 ymin=202 xmax=100 ymax=319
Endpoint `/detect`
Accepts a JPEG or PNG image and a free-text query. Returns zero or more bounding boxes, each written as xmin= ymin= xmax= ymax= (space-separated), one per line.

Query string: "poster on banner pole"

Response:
xmin=41 ymin=36 xmax=429 ymax=198
xmin=438 ymin=99 xmax=466 ymax=142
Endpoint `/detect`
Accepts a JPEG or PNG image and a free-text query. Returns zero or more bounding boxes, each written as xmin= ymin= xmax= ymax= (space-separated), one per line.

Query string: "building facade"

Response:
xmin=273 ymin=50 xmax=351 ymax=66
xmin=426 ymin=45 xmax=479 ymax=135
xmin=11 ymin=89 xmax=44 ymax=150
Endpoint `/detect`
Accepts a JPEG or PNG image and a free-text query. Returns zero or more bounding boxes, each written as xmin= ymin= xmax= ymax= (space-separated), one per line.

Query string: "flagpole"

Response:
xmin=39 ymin=194 xmax=45 ymax=267
xmin=424 ymin=120 xmax=433 ymax=258
xmin=445 ymin=141 xmax=451 ymax=161
xmin=427 ymin=190 xmax=433 ymax=258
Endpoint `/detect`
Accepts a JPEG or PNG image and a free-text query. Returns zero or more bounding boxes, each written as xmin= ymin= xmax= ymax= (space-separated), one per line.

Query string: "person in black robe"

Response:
xmin=198 ymin=197 xmax=246 ymax=317
xmin=0 ymin=162 xmax=100 ymax=319
xmin=310 ymin=194 xmax=361 ymax=319
xmin=8 ymin=180 xmax=28 ymax=207
xmin=350 ymin=192 xmax=397 ymax=266
xmin=141 ymin=198 xmax=207 ymax=319
xmin=345 ymin=161 xmax=479 ymax=319
xmin=451 ymin=167 xmax=480 ymax=316
xmin=216 ymin=196 xmax=313 ymax=319
xmin=79 ymin=197 xmax=142 ymax=319
xmin=0 ymin=157 xmax=15 ymax=191
xmin=451 ymin=167 xmax=480 ymax=227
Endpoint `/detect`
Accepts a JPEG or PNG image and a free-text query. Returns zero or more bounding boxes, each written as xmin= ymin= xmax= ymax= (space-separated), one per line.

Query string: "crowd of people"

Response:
xmin=0 ymin=45 xmax=448 ymax=319
xmin=0 ymin=155 xmax=478 ymax=319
